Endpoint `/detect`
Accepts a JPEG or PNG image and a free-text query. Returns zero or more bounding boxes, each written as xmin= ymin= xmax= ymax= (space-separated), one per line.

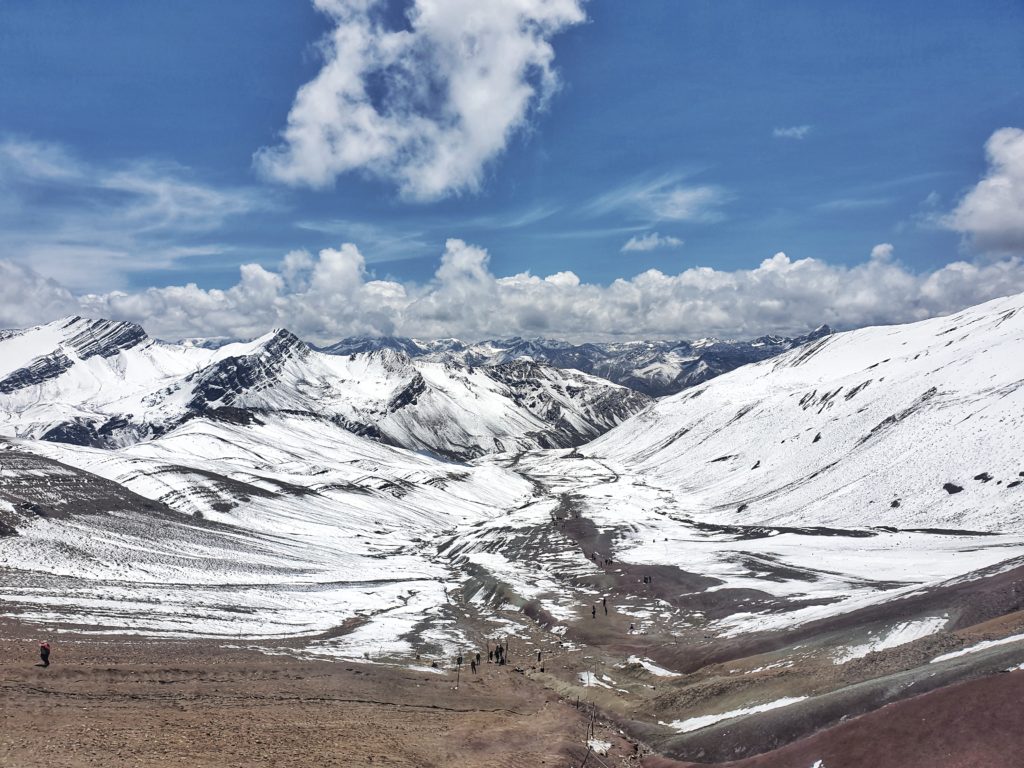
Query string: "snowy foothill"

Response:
xmin=0 ymin=411 xmax=535 ymax=661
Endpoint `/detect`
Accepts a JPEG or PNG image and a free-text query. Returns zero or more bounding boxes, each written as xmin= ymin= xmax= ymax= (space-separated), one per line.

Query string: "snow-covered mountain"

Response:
xmin=0 ymin=316 xmax=650 ymax=459
xmin=319 ymin=326 xmax=832 ymax=397
xmin=582 ymin=293 xmax=1024 ymax=531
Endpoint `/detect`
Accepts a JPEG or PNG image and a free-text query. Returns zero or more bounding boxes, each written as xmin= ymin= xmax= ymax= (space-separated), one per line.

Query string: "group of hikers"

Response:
xmin=451 ymin=642 xmax=512 ymax=675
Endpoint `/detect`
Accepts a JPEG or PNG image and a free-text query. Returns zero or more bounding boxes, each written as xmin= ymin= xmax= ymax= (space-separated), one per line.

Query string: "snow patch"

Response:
xmin=931 ymin=633 xmax=1024 ymax=664
xmin=662 ymin=696 xmax=808 ymax=733
xmin=625 ymin=655 xmax=679 ymax=676
xmin=834 ymin=616 xmax=947 ymax=663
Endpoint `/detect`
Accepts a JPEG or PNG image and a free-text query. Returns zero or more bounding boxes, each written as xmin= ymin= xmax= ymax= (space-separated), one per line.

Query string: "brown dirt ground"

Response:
xmin=0 ymin=620 xmax=629 ymax=768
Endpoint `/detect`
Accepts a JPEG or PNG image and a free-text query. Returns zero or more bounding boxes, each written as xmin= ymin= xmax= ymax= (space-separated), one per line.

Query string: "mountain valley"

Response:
xmin=2 ymin=294 xmax=1023 ymax=766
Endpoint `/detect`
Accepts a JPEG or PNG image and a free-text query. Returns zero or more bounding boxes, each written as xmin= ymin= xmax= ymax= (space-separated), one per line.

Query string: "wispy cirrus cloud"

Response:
xmin=254 ymin=0 xmax=586 ymax=202
xmin=621 ymin=232 xmax=683 ymax=252
xmin=586 ymin=175 xmax=731 ymax=223
xmin=0 ymin=137 xmax=271 ymax=291
xmin=815 ymin=196 xmax=895 ymax=212
xmin=773 ymin=125 xmax=812 ymax=140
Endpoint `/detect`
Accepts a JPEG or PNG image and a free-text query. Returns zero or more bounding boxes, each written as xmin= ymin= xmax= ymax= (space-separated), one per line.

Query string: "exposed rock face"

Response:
xmin=485 ymin=359 xmax=652 ymax=443
xmin=0 ymin=350 xmax=76 ymax=395
xmin=186 ymin=329 xmax=309 ymax=411
xmin=0 ymin=318 xmax=149 ymax=395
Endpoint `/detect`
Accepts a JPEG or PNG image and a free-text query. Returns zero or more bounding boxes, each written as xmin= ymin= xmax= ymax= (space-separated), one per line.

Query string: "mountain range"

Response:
xmin=319 ymin=326 xmax=832 ymax=397
xmin=0 ymin=317 xmax=650 ymax=459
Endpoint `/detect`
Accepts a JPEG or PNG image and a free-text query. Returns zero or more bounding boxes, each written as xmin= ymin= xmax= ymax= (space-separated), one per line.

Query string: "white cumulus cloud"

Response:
xmin=3 ymin=242 xmax=1024 ymax=344
xmin=942 ymin=127 xmax=1024 ymax=253
xmin=621 ymin=232 xmax=684 ymax=252
xmin=254 ymin=0 xmax=586 ymax=201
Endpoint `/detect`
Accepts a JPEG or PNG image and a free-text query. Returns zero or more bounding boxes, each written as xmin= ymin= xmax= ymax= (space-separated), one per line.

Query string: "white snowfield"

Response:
xmin=585 ymin=293 xmax=1024 ymax=532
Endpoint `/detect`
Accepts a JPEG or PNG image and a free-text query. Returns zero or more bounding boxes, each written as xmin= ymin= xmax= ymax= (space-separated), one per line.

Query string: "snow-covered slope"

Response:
xmin=0 ymin=317 xmax=650 ymax=459
xmin=0 ymin=414 xmax=532 ymax=649
xmin=584 ymin=293 xmax=1024 ymax=531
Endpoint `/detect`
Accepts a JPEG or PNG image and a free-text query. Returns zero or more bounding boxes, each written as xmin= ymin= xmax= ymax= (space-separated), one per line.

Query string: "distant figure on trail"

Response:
xmin=38 ymin=641 xmax=50 ymax=667
xmin=471 ymin=659 xmax=477 ymax=674
xmin=488 ymin=650 xmax=493 ymax=662
xmin=537 ymin=650 xmax=542 ymax=662
xmin=591 ymin=605 xmax=596 ymax=619
xmin=475 ymin=652 xmax=481 ymax=664
xmin=602 ymin=596 xmax=607 ymax=614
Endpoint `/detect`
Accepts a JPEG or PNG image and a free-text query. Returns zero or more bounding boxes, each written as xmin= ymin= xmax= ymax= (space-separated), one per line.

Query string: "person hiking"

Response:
xmin=488 ymin=649 xmax=493 ymax=662
xmin=39 ymin=641 xmax=50 ymax=667
xmin=591 ymin=605 xmax=596 ymax=619
xmin=470 ymin=659 xmax=477 ymax=674
xmin=475 ymin=651 xmax=481 ymax=664
xmin=602 ymin=596 xmax=607 ymax=615
xmin=537 ymin=650 xmax=542 ymax=662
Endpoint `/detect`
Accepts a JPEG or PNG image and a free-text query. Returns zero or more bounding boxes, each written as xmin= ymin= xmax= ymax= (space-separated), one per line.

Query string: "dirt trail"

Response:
xmin=0 ymin=624 xmax=617 ymax=768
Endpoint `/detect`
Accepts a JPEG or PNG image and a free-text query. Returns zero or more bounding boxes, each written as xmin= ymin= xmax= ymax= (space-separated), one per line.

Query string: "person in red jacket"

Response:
xmin=39 ymin=641 xmax=50 ymax=667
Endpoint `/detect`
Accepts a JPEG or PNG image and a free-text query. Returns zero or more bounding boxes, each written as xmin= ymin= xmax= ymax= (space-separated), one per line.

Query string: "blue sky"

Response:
xmin=1 ymin=0 xmax=1023 ymax=341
